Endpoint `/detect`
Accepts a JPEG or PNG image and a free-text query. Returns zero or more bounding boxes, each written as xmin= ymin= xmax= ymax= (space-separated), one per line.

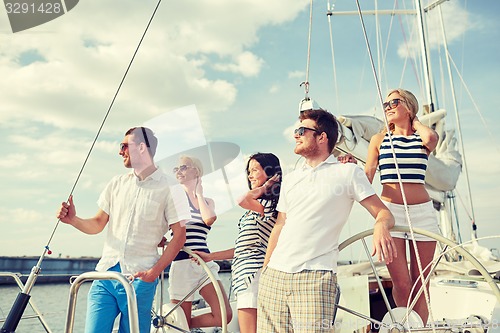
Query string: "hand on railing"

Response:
xmin=190 ymin=250 xmax=210 ymax=265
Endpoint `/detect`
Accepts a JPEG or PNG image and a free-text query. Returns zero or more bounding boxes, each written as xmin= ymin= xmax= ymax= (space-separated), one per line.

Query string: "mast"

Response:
xmin=437 ymin=5 xmax=477 ymax=239
xmin=415 ymin=0 xmax=434 ymax=112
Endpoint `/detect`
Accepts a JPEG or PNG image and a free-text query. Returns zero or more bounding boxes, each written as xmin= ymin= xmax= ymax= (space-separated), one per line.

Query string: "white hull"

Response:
xmin=430 ymin=277 xmax=498 ymax=321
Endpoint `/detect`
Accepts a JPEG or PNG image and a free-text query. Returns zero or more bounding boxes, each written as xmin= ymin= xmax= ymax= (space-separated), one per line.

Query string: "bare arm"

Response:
xmin=238 ymin=193 xmax=265 ymax=216
xmin=238 ymin=174 xmax=279 ymax=215
xmin=192 ymin=248 xmax=235 ymax=262
xmin=412 ymin=116 xmax=439 ymax=153
xmin=195 ymin=178 xmax=217 ymax=226
xmin=135 ymin=221 xmax=187 ymax=282
xmin=359 ymin=194 xmax=396 ymax=264
xmin=56 ymin=195 xmax=109 ymax=234
xmin=263 ymin=211 xmax=286 ymax=267
xmin=364 ymin=133 xmax=384 ymax=184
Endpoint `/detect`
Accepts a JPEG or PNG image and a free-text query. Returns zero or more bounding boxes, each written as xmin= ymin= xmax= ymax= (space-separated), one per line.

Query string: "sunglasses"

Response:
xmin=173 ymin=165 xmax=191 ymax=173
xmin=119 ymin=143 xmax=129 ymax=151
xmin=294 ymin=126 xmax=321 ymax=136
xmin=383 ymin=98 xmax=404 ymax=110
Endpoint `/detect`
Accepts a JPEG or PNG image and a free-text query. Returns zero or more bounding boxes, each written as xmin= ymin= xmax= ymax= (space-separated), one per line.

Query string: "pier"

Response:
xmin=0 ymin=256 xmax=232 ymax=285
xmin=0 ymin=256 xmax=100 ymax=284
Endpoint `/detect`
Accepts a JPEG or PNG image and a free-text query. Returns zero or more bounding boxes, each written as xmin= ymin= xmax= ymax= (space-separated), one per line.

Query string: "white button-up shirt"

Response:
xmin=95 ymin=168 xmax=190 ymax=275
xmin=269 ymin=155 xmax=375 ymax=273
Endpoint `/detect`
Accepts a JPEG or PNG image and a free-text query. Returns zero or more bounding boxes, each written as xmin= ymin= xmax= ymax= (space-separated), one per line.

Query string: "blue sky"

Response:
xmin=1 ymin=0 xmax=499 ymax=258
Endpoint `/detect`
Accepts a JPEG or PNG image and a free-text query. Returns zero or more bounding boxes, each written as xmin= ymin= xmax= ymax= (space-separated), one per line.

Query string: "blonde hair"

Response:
xmin=383 ymin=88 xmax=419 ymax=132
xmin=179 ymin=155 xmax=204 ymax=177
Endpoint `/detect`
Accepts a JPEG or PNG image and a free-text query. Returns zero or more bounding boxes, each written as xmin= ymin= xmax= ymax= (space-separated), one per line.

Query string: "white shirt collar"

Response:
xmin=300 ymin=154 xmax=339 ymax=170
xmin=130 ymin=166 xmax=162 ymax=181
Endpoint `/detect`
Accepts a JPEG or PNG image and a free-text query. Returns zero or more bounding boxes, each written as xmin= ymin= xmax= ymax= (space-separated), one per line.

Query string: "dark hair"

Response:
xmin=299 ymin=109 xmax=339 ymax=152
xmin=246 ymin=152 xmax=282 ymax=210
xmin=125 ymin=127 xmax=158 ymax=157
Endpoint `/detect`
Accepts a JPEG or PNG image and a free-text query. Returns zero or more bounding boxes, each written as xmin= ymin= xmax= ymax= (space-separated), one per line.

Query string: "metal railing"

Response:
xmin=65 ymin=271 xmax=139 ymax=333
xmin=0 ymin=272 xmax=53 ymax=332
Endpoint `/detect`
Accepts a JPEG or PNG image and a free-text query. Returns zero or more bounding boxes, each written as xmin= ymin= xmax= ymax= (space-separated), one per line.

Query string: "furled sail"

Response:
xmin=335 ymin=109 xmax=462 ymax=197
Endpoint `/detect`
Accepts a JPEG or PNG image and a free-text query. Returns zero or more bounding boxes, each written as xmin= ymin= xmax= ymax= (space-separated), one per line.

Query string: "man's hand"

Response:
xmin=372 ymin=222 xmax=397 ymax=264
xmin=337 ymin=153 xmax=357 ymax=164
xmin=134 ymin=268 xmax=160 ymax=283
xmin=57 ymin=195 xmax=76 ymax=224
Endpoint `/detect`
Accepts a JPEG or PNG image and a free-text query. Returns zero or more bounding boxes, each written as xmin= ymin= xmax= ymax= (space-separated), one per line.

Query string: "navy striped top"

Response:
xmin=172 ymin=194 xmax=211 ymax=261
xmin=378 ymin=132 xmax=428 ymax=184
xmin=231 ymin=198 xmax=276 ymax=295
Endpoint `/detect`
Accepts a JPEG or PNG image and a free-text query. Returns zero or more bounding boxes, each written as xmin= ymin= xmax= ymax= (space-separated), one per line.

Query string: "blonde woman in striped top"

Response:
xmin=365 ymin=88 xmax=439 ymax=324
xmin=168 ymin=155 xmax=232 ymax=330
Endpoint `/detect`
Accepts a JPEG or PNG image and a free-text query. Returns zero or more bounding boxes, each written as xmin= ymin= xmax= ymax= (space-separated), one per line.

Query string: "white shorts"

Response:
xmin=235 ymin=269 xmax=261 ymax=309
xmin=383 ymin=200 xmax=441 ymax=241
xmin=168 ymin=259 xmax=221 ymax=301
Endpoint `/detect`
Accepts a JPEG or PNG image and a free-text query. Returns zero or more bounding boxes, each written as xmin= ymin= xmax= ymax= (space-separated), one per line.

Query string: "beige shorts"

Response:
xmin=383 ymin=200 xmax=441 ymax=241
xmin=168 ymin=259 xmax=220 ymax=301
xmin=236 ymin=269 xmax=261 ymax=309
xmin=258 ymin=267 xmax=338 ymax=333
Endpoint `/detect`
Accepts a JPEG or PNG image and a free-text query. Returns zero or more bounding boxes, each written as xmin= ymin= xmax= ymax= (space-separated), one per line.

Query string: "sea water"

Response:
xmin=0 ymin=272 xmax=232 ymax=333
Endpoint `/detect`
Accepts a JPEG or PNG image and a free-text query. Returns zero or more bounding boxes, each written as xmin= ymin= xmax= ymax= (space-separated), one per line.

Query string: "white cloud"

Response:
xmin=0 ymin=153 xmax=28 ymax=167
xmin=2 ymin=0 xmax=499 ymax=260
xmin=288 ymin=70 xmax=304 ymax=79
xmin=269 ymin=84 xmax=280 ymax=94
xmin=213 ymin=51 xmax=264 ymax=77
xmin=0 ymin=0 xmax=310 ymax=257
xmin=0 ymin=207 xmax=44 ymax=225
xmin=0 ymin=0 xmax=308 ymax=134
xmin=397 ymin=1 xmax=473 ymax=59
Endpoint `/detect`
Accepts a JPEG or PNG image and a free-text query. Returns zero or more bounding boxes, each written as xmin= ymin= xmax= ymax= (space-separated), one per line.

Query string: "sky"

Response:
xmin=1 ymin=0 xmax=499 ymax=260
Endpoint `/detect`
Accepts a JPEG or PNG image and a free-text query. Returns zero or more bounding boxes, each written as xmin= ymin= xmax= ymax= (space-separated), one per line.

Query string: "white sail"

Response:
xmin=336 ymin=108 xmax=462 ymax=195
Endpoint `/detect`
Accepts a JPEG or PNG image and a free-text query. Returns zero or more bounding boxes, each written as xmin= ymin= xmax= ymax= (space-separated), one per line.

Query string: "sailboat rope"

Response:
xmin=27 ymin=0 xmax=164 ymax=291
xmin=300 ymin=0 xmax=314 ymax=99
xmin=1 ymin=2 xmax=165 ymax=332
xmin=326 ymin=0 xmax=340 ymax=112
xmin=354 ymin=0 xmax=436 ymax=328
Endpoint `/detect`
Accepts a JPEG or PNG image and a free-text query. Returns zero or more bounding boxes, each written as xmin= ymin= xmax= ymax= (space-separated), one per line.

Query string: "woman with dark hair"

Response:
xmin=194 ymin=152 xmax=282 ymax=333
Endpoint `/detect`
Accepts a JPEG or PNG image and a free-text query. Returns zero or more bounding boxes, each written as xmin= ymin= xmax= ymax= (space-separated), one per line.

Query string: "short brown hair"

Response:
xmin=125 ymin=127 xmax=158 ymax=157
xmin=299 ymin=109 xmax=339 ymax=152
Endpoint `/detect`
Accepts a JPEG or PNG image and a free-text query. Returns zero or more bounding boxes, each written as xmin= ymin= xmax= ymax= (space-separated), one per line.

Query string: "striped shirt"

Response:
xmin=172 ymin=194 xmax=211 ymax=261
xmin=379 ymin=132 xmax=428 ymax=184
xmin=232 ymin=198 xmax=276 ymax=295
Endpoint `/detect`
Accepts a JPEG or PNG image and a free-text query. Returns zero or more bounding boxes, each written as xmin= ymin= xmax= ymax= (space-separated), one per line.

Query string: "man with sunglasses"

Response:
xmin=57 ymin=126 xmax=190 ymax=333
xmin=257 ymin=109 xmax=396 ymax=333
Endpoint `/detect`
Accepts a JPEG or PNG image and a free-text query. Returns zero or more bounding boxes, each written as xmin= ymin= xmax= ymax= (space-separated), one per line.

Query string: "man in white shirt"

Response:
xmin=57 ymin=127 xmax=190 ymax=333
xmin=257 ymin=109 xmax=396 ymax=332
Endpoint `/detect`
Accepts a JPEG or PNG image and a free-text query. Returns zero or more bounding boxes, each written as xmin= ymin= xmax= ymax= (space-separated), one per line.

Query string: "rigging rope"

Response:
xmin=326 ymin=0 xmax=340 ymax=113
xmin=436 ymin=5 xmax=477 ymax=239
xmin=45 ymin=0 xmax=164 ymax=253
xmin=394 ymin=1 xmax=423 ymax=92
xmin=354 ymin=0 xmax=436 ymax=328
xmin=300 ymin=0 xmax=314 ymax=99
xmin=1 ymin=2 xmax=165 ymax=332
xmin=2 ymin=0 xmax=162 ymax=326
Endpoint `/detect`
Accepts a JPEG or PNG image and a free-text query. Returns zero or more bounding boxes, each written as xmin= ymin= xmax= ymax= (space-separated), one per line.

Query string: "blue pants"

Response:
xmin=85 ymin=264 xmax=158 ymax=333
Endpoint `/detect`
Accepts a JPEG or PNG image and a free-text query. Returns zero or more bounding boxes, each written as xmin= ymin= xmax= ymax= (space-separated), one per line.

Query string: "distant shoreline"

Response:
xmin=0 ymin=256 xmax=232 ymax=285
